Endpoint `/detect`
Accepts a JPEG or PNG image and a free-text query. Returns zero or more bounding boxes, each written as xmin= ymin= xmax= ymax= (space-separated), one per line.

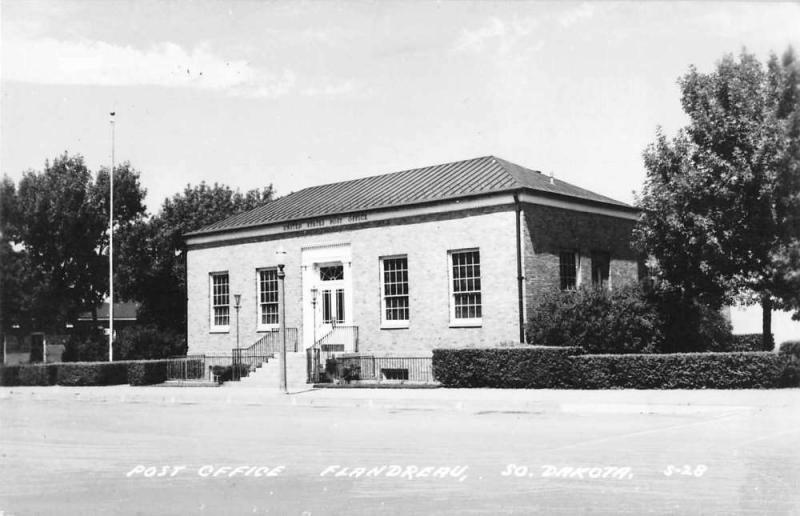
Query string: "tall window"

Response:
xmin=210 ymin=272 xmax=230 ymax=329
xmin=258 ymin=268 xmax=279 ymax=328
xmin=381 ymin=256 xmax=409 ymax=327
xmin=449 ymin=249 xmax=481 ymax=324
xmin=559 ymin=251 xmax=578 ymax=290
xmin=591 ymin=251 xmax=610 ymax=289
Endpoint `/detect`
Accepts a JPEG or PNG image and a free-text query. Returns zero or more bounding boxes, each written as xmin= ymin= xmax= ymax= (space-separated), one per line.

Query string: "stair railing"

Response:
xmin=232 ymin=327 xmax=299 ymax=381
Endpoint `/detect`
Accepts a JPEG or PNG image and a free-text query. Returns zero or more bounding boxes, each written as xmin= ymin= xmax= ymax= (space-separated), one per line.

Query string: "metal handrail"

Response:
xmin=231 ymin=328 xmax=299 ymax=381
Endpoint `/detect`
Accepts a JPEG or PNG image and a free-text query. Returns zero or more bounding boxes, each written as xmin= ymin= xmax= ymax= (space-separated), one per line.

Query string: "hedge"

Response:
xmin=126 ymin=361 xmax=169 ymax=386
xmin=569 ymin=352 xmax=787 ymax=389
xmin=779 ymin=341 xmax=800 ymax=387
xmin=432 ymin=348 xmax=796 ymax=389
xmin=779 ymin=340 xmax=800 ymax=359
xmin=1 ymin=365 xmax=21 ymax=386
xmin=730 ymin=334 xmax=774 ymax=352
xmin=0 ymin=360 xmax=178 ymax=387
xmin=18 ymin=364 xmax=59 ymax=386
xmin=56 ymin=362 xmax=129 ymax=386
xmin=432 ymin=347 xmax=583 ymax=388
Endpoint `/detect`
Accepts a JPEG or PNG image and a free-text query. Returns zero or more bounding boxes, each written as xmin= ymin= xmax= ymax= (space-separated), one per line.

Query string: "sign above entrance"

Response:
xmin=282 ymin=212 xmax=368 ymax=233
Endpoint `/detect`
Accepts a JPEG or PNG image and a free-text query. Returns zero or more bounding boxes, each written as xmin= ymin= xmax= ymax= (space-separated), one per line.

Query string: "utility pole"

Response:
xmin=109 ymin=111 xmax=115 ymax=362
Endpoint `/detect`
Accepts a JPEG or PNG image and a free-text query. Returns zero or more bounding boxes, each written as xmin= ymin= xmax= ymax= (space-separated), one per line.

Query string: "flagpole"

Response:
xmin=109 ymin=112 xmax=115 ymax=362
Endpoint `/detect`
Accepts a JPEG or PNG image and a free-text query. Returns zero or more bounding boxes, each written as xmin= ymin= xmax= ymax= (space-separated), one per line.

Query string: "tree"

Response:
xmin=116 ymin=182 xmax=274 ymax=334
xmin=1 ymin=154 xmax=147 ymax=333
xmin=634 ymin=48 xmax=800 ymax=348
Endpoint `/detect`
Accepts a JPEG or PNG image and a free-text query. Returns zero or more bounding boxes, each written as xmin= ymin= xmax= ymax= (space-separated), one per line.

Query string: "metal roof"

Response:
xmin=188 ymin=156 xmax=635 ymax=236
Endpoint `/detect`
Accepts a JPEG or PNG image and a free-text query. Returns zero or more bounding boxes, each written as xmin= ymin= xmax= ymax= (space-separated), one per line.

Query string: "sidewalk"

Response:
xmin=2 ymin=384 xmax=798 ymax=415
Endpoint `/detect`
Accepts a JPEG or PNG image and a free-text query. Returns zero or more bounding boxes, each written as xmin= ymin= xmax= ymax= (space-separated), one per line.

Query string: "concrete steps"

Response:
xmin=235 ymin=352 xmax=308 ymax=388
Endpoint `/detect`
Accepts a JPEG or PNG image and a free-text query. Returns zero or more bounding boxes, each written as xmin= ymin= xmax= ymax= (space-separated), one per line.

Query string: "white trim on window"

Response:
xmin=448 ymin=248 xmax=482 ymax=327
xmin=209 ymin=271 xmax=230 ymax=333
xmin=256 ymin=267 xmax=280 ymax=331
xmin=380 ymin=255 xmax=410 ymax=329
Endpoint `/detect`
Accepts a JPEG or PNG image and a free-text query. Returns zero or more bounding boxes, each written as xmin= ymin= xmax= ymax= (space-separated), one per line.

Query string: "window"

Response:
xmin=559 ymin=251 xmax=578 ymax=290
xmin=449 ymin=249 xmax=482 ymax=325
xmin=257 ymin=268 xmax=279 ymax=328
xmin=321 ymin=288 xmax=345 ymax=324
xmin=591 ymin=251 xmax=610 ymax=289
xmin=381 ymin=368 xmax=409 ymax=381
xmin=381 ymin=256 xmax=409 ymax=327
xmin=319 ymin=265 xmax=344 ymax=281
xmin=210 ymin=272 xmax=230 ymax=330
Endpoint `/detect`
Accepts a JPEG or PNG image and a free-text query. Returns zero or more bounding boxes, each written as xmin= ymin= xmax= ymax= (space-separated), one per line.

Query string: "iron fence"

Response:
xmin=165 ymin=355 xmax=206 ymax=381
xmin=324 ymin=355 xmax=435 ymax=384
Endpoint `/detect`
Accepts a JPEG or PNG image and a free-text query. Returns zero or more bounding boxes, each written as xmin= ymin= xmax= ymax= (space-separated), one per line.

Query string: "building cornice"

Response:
xmin=186 ymin=189 xmax=639 ymax=249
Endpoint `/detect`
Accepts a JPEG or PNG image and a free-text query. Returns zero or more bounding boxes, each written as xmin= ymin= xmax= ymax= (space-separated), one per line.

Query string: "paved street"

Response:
xmin=1 ymin=387 xmax=799 ymax=515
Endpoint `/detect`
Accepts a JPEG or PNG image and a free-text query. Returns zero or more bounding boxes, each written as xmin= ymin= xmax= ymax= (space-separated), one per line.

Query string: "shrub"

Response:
xmin=729 ymin=334 xmax=775 ymax=352
xmin=651 ymin=289 xmax=733 ymax=352
xmin=569 ymin=352 xmax=785 ymax=389
xmin=56 ymin=362 xmax=128 ymax=386
xmin=62 ymin=331 xmax=108 ymax=362
xmin=433 ymin=347 xmax=583 ymax=388
xmin=0 ymin=365 xmax=21 ymax=386
xmin=527 ymin=285 xmax=662 ymax=353
xmin=115 ymin=325 xmax=186 ymax=361
xmin=18 ymin=364 xmax=58 ymax=386
xmin=323 ymin=357 xmax=362 ymax=383
xmin=127 ymin=361 xmax=169 ymax=386
xmin=778 ymin=341 xmax=800 ymax=387
xmin=210 ymin=363 xmax=249 ymax=383
xmin=779 ymin=340 xmax=800 ymax=359
xmin=526 ymin=284 xmax=734 ymax=354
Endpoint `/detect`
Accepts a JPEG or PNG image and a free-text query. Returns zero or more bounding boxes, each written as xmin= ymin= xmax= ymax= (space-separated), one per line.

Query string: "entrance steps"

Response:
xmin=234 ymin=352 xmax=308 ymax=388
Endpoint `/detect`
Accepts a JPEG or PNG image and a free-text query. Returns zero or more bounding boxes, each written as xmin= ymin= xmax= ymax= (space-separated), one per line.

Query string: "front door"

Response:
xmin=318 ymin=264 xmax=346 ymax=326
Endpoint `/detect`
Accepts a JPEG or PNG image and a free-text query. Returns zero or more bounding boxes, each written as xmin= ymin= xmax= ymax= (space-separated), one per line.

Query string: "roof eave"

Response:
xmin=185 ymin=187 xmax=638 ymax=242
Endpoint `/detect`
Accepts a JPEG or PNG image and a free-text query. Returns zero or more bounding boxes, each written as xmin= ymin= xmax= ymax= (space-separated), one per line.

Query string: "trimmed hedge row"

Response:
xmin=126 ymin=361 xmax=169 ymax=386
xmin=570 ymin=352 xmax=786 ymax=389
xmin=730 ymin=334 xmax=774 ymax=352
xmin=0 ymin=360 xmax=176 ymax=387
xmin=432 ymin=347 xmax=583 ymax=388
xmin=432 ymin=347 xmax=798 ymax=389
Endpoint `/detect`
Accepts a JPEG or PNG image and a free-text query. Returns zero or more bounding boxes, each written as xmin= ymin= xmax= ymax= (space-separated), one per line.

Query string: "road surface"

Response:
xmin=1 ymin=388 xmax=799 ymax=515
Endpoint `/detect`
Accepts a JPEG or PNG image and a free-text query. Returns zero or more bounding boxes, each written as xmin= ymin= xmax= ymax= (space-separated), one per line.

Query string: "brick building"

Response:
xmin=184 ymin=156 xmax=640 ymax=359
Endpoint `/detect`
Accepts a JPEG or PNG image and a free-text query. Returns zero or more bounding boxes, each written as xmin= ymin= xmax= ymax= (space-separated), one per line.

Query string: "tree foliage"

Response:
xmin=0 ymin=154 xmax=147 ymax=332
xmin=634 ymin=49 xmax=800 ymax=330
xmin=115 ymin=182 xmax=274 ymax=333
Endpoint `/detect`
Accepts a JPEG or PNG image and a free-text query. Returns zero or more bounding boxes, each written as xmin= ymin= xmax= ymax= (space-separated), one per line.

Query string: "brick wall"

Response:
xmin=187 ymin=208 xmax=521 ymax=357
xmin=521 ymin=204 xmax=640 ymax=331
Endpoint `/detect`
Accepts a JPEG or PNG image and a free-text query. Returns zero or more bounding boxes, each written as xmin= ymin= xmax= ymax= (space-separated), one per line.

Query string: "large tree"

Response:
xmin=115 ymin=182 xmax=274 ymax=334
xmin=634 ymin=49 xmax=800 ymax=347
xmin=1 ymin=154 xmax=147 ymax=332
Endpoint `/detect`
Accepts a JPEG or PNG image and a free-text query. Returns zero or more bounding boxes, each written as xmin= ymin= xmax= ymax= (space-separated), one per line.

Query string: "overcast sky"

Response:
xmin=2 ymin=1 xmax=799 ymax=213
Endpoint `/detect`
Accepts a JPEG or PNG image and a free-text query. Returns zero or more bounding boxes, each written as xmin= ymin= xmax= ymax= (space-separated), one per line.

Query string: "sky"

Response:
xmin=2 ymin=0 xmax=800 ymax=340
xmin=3 ymin=0 xmax=799 ymax=213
